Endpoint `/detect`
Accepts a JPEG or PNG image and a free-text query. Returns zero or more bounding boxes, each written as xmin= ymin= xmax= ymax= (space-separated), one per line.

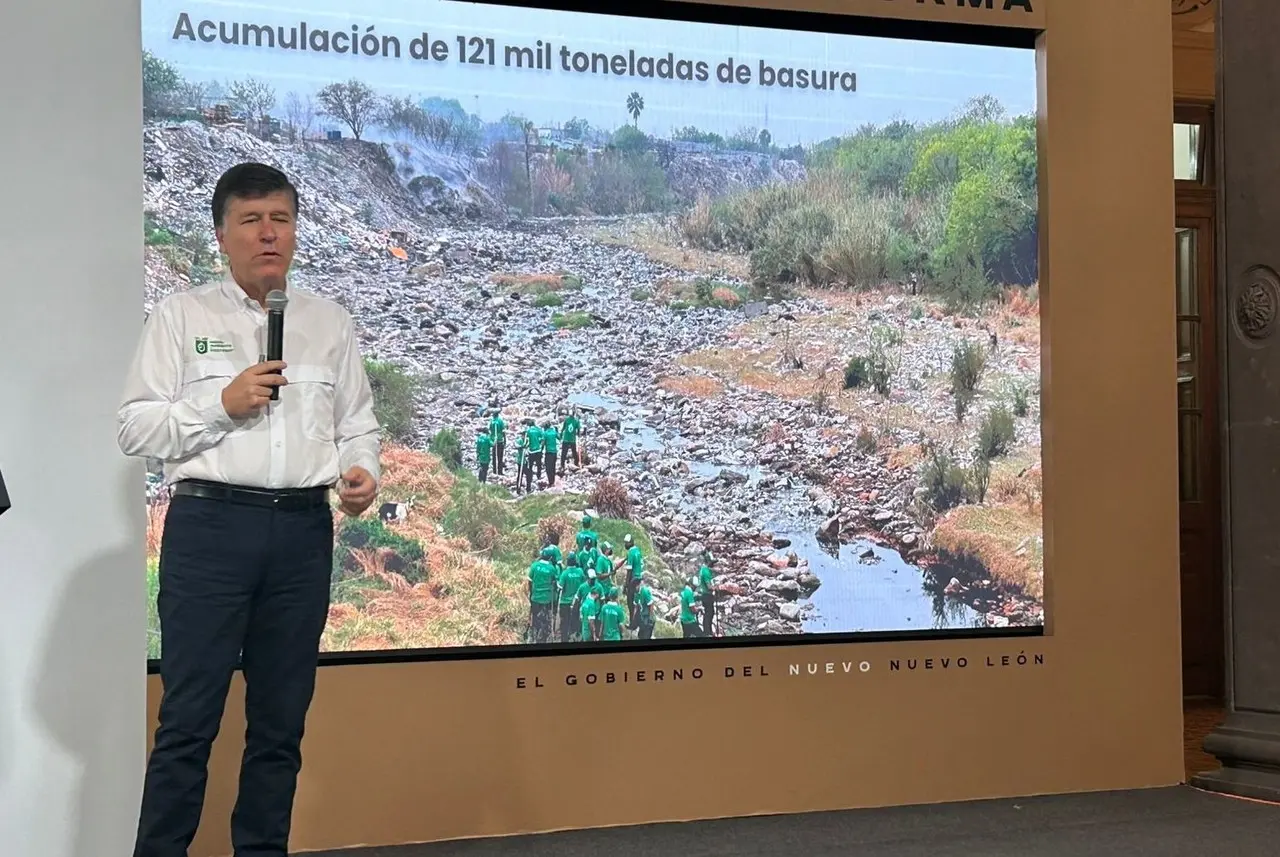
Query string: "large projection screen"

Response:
xmin=140 ymin=0 xmax=1044 ymax=665
xmin=143 ymin=0 xmax=1188 ymax=854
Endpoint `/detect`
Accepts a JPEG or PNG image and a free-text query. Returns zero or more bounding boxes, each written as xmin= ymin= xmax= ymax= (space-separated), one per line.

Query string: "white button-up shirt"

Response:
xmin=117 ymin=275 xmax=381 ymax=490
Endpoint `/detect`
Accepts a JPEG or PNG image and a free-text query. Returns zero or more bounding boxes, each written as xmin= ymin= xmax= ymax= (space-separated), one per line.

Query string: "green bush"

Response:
xmin=552 ymin=311 xmax=594 ymax=330
xmin=365 ymin=358 xmax=421 ymax=444
xmin=867 ymin=325 xmax=902 ymax=396
xmin=976 ymin=404 xmax=1015 ymax=460
xmin=1010 ymin=384 xmax=1030 ymax=417
xmin=970 ymin=453 xmax=991 ymax=505
xmin=843 ymin=355 xmax=869 ymax=389
xmin=949 ymin=341 xmax=987 ymax=422
xmin=919 ymin=446 xmax=971 ymax=513
xmin=679 ymin=97 xmax=1037 ymax=306
xmin=429 ymin=427 xmax=464 ymax=471
xmin=534 ymin=293 xmax=564 ymax=308
xmin=694 ymin=277 xmax=714 ymax=305
xmin=335 ymin=517 xmax=427 ymax=584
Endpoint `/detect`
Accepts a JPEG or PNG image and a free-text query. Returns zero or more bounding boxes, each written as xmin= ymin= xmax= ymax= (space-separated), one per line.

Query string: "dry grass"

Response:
xmin=887 ymin=444 xmax=925 ymax=471
xmin=379 ymin=443 xmax=456 ymax=520
xmin=585 ymin=217 xmax=750 ymax=280
xmin=679 ymin=346 xmax=821 ymax=398
xmin=988 ymin=457 xmax=1043 ymax=511
xmin=982 ymin=284 xmax=1041 ymax=348
xmin=146 ymin=501 xmax=166 ymax=558
xmin=657 ymin=374 xmax=725 ymax=398
xmin=678 ymin=342 xmax=934 ymax=436
xmin=711 ymin=286 xmax=743 ymax=308
xmin=930 ymin=502 xmax=1044 ymax=600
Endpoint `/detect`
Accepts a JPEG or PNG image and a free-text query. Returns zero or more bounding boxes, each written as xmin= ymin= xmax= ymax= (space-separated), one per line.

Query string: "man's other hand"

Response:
xmin=337 ymin=466 xmax=377 ymax=516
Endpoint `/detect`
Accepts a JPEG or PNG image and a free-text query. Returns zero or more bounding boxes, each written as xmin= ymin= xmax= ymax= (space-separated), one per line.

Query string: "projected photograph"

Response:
xmin=141 ymin=0 xmax=1042 ymax=657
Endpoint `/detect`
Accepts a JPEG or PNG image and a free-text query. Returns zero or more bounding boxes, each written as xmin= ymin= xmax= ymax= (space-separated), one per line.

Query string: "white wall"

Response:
xmin=0 ymin=0 xmax=146 ymax=855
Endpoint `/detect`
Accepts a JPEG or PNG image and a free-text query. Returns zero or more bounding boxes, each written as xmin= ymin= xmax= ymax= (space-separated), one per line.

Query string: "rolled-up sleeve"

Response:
xmin=332 ymin=309 xmax=382 ymax=483
xmin=117 ymin=298 xmax=237 ymax=460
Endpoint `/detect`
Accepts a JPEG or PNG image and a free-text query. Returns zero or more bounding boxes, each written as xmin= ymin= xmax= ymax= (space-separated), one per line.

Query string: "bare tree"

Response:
xmin=317 ymin=79 xmax=380 ymax=141
xmin=179 ymin=80 xmax=213 ymax=112
xmin=284 ymin=92 xmax=317 ymax=143
xmin=227 ymin=77 xmax=276 ymax=138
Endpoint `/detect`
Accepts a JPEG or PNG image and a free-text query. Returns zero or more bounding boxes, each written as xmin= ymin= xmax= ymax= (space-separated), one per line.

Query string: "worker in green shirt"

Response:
xmin=557 ymin=555 xmax=586 ymax=642
xmin=527 ymin=547 xmax=558 ymax=644
xmin=514 ymin=432 xmax=534 ymax=494
xmin=575 ymin=569 xmax=603 ymax=609
xmin=698 ymin=563 xmax=716 ymax=636
xmin=525 ymin=419 xmax=545 ymax=482
xmin=489 ymin=408 xmax=507 ymax=475
xmin=560 ymin=408 xmax=581 ymax=469
xmin=633 ymin=577 xmax=655 ymax=639
xmin=576 ymin=532 xmax=597 ymax=574
xmin=623 ymin=534 xmax=643 ymax=628
xmin=680 ymin=575 xmax=701 ymax=638
xmin=599 ymin=591 xmax=627 ymax=642
xmin=575 ymin=515 xmax=598 ymax=551
xmin=541 ymin=419 xmax=559 ymax=487
xmin=543 ymin=537 xmax=564 ymax=570
xmin=596 ymin=542 xmax=617 ymax=591
xmin=584 ymin=540 xmax=602 ymax=583
xmin=475 ymin=426 xmax=493 ymax=484
xmin=579 ymin=586 xmax=601 ymax=642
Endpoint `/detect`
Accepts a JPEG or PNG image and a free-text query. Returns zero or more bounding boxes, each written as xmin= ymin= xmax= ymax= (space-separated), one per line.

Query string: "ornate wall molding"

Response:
xmin=1233 ymin=266 xmax=1280 ymax=345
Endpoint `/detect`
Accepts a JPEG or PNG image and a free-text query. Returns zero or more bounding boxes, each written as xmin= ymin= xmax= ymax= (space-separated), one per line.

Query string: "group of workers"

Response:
xmin=473 ymin=405 xmax=583 ymax=493
xmin=525 ymin=514 xmax=719 ymax=644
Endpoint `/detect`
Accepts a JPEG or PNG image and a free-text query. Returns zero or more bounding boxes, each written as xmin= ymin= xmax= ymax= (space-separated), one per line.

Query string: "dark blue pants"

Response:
xmin=134 ymin=493 xmax=333 ymax=857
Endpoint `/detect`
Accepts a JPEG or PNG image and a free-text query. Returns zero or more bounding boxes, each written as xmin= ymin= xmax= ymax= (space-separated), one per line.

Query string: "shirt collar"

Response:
xmin=219 ymin=272 xmax=286 ymax=314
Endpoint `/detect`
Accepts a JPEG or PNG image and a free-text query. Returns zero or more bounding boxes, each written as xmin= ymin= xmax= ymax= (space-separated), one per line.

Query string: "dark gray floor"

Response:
xmin=311 ymin=785 xmax=1280 ymax=856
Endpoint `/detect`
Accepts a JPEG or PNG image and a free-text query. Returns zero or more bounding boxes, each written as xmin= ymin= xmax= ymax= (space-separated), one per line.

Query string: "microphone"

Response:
xmin=265 ymin=288 xmax=289 ymax=401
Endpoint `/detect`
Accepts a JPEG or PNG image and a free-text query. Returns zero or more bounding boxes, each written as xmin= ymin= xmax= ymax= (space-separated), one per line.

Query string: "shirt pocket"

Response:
xmin=181 ymin=359 xmax=238 ymax=399
xmin=288 ymin=364 xmax=337 ymax=442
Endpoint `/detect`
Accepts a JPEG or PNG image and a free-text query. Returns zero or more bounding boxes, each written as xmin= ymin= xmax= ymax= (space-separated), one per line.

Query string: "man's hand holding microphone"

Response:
xmin=220 ymin=361 xmax=289 ymax=419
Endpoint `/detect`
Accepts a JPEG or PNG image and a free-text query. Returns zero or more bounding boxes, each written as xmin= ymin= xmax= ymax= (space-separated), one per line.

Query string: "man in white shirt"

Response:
xmin=118 ymin=162 xmax=381 ymax=857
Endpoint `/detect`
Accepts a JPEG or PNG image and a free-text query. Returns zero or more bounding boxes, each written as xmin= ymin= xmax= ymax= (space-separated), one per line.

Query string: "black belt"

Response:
xmin=171 ymin=479 xmax=330 ymax=510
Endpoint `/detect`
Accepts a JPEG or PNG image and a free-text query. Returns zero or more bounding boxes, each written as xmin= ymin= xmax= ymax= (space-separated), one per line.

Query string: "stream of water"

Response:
xmin=774 ymin=532 xmax=984 ymax=633
xmin=565 ymin=391 xmax=985 ymax=634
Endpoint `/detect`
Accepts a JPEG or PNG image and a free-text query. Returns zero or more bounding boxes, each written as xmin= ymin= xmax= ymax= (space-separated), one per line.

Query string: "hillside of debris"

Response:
xmin=142 ymin=121 xmax=806 ymax=264
xmin=144 ymin=123 xmax=493 ymax=243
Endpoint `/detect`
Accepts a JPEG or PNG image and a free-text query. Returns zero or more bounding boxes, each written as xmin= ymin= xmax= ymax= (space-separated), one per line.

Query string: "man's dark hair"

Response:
xmin=211 ymin=162 xmax=300 ymax=228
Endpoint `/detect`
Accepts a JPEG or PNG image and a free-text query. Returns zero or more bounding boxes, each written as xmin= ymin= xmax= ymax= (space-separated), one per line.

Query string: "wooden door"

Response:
xmin=1174 ymin=103 xmax=1223 ymax=701
xmin=1176 ymin=203 xmax=1223 ymax=700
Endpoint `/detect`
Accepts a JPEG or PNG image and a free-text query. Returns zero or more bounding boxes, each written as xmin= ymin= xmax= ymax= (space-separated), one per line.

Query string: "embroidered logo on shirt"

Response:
xmin=194 ymin=337 xmax=234 ymax=355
